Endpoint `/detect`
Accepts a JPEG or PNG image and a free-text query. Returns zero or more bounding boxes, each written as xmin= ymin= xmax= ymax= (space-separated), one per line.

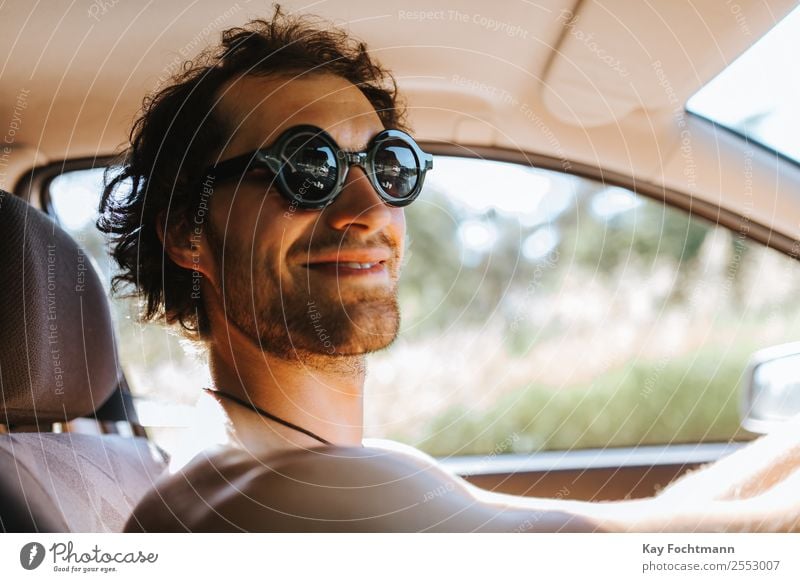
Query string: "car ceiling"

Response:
xmin=1 ymin=0 xmax=799 ymax=242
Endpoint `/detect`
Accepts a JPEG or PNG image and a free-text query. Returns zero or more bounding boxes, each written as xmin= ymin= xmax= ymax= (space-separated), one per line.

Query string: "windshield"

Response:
xmin=686 ymin=6 xmax=800 ymax=164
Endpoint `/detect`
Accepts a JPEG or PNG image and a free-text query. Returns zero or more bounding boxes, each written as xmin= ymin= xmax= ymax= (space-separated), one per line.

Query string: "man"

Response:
xmin=103 ymin=9 xmax=800 ymax=532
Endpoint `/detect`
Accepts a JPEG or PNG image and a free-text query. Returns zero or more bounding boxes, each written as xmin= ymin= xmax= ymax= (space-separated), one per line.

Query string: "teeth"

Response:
xmin=341 ymin=262 xmax=376 ymax=269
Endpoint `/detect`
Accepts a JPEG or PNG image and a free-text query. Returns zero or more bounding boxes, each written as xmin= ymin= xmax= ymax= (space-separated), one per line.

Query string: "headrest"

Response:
xmin=0 ymin=191 xmax=119 ymax=425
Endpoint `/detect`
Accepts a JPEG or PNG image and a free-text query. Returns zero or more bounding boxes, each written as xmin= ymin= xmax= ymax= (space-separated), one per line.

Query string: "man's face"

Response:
xmin=202 ymin=73 xmax=406 ymax=358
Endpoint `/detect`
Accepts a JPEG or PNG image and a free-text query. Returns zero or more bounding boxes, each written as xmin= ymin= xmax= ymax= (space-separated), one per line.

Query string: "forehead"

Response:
xmin=215 ymin=73 xmax=384 ymax=154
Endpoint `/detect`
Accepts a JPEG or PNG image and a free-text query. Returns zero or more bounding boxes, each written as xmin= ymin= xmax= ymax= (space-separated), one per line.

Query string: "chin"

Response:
xmin=297 ymin=318 xmax=400 ymax=357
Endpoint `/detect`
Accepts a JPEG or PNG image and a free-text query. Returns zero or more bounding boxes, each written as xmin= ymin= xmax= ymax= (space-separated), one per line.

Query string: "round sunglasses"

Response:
xmin=206 ymin=124 xmax=434 ymax=209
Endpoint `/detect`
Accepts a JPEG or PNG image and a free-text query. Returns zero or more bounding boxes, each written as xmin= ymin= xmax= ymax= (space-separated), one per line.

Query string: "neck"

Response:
xmin=206 ymin=318 xmax=366 ymax=447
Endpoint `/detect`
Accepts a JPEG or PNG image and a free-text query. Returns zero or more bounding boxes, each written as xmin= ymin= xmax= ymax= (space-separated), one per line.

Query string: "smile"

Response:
xmin=302 ymin=260 xmax=387 ymax=276
xmin=340 ymin=262 xmax=379 ymax=269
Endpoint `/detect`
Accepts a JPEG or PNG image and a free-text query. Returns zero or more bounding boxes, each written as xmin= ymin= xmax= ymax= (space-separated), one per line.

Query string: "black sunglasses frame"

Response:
xmin=206 ymin=124 xmax=434 ymax=210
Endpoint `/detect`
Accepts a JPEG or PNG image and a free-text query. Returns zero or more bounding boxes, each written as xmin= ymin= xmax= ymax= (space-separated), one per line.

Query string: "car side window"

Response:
xmin=48 ymin=158 xmax=800 ymax=458
xmin=48 ymin=168 xmax=209 ymax=451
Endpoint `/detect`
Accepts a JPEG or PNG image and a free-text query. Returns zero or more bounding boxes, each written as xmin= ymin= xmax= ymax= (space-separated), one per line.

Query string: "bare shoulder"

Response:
xmin=125 ymin=444 xmax=595 ymax=532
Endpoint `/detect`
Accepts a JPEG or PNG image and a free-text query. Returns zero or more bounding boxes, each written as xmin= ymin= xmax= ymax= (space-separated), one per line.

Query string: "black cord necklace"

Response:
xmin=205 ymin=388 xmax=332 ymax=445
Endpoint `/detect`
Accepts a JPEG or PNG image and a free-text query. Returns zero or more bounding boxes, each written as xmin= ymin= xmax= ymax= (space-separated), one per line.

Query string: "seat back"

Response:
xmin=0 ymin=190 xmax=167 ymax=532
xmin=0 ymin=433 xmax=165 ymax=532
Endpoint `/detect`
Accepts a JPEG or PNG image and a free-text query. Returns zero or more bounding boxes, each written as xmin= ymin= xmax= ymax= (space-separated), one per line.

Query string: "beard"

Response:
xmin=207 ymin=223 xmax=401 ymax=360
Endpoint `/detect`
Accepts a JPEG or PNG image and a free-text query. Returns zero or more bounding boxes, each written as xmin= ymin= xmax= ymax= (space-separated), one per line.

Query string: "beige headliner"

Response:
xmin=1 ymin=0 xmax=799 ymax=242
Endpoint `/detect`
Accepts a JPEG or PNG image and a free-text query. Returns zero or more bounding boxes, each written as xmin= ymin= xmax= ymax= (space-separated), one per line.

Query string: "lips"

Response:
xmin=337 ymin=262 xmax=381 ymax=269
xmin=300 ymin=249 xmax=391 ymax=276
xmin=305 ymin=262 xmax=387 ymax=276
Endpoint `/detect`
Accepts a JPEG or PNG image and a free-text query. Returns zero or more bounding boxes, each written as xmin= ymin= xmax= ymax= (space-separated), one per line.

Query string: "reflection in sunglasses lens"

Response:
xmin=374 ymin=141 xmax=418 ymax=198
xmin=283 ymin=135 xmax=338 ymax=201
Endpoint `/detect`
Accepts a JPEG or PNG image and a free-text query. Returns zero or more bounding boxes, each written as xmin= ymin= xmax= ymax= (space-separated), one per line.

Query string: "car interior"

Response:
xmin=1 ymin=0 xmax=800 ymax=532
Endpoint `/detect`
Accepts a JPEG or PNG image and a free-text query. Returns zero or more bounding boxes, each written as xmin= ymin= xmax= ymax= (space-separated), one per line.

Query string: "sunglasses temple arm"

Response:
xmin=206 ymin=153 xmax=251 ymax=182
xmin=207 ymin=151 xmax=280 ymax=182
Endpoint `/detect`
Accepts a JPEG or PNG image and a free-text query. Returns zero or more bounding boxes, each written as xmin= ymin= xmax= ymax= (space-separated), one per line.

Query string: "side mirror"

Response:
xmin=741 ymin=342 xmax=800 ymax=434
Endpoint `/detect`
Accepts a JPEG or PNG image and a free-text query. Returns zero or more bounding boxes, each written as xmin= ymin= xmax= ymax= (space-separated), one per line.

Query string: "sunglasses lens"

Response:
xmin=373 ymin=139 xmax=420 ymax=200
xmin=281 ymin=133 xmax=339 ymax=204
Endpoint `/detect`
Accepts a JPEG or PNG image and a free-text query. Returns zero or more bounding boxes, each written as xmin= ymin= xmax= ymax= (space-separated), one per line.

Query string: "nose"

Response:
xmin=323 ymin=165 xmax=393 ymax=236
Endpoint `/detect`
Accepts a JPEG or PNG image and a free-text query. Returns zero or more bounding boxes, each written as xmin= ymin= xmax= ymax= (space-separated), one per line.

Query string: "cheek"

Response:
xmin=217 ymin=189 xmax=288 ymax=249
xmin=206 ymin=192 xmax=278 ymax=285
xmin=251 ymin=201 xmax=321 ymax=273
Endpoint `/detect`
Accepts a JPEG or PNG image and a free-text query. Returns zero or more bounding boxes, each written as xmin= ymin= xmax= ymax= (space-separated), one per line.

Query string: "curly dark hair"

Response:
xmin=98 ymin=5 xmax=407 ymax=338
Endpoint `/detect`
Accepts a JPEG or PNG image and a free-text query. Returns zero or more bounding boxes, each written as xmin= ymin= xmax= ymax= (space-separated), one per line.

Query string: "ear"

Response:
xmin=156 ymin=210 xmax=216 ymax=283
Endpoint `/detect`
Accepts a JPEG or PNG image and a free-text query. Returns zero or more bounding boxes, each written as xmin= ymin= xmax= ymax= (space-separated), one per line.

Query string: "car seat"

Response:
xmin=0 ymin=190 xmax=166 ymax=532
